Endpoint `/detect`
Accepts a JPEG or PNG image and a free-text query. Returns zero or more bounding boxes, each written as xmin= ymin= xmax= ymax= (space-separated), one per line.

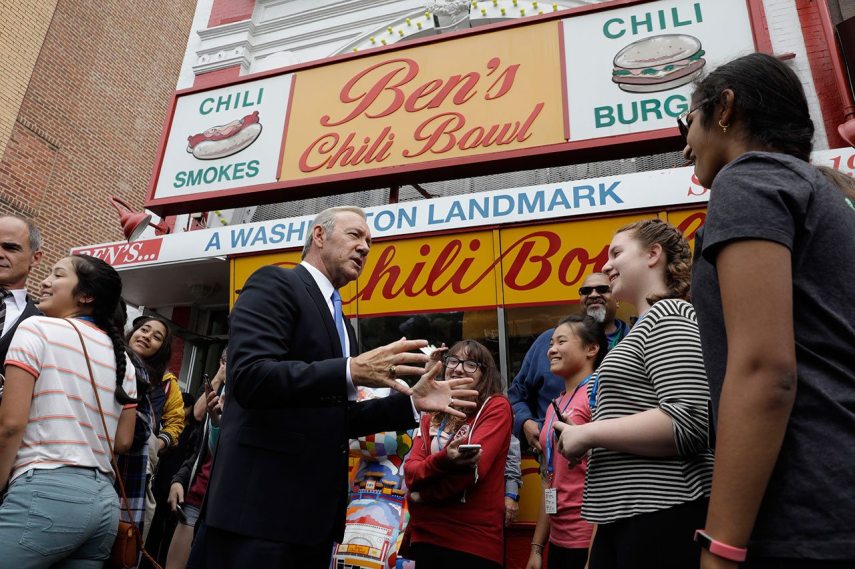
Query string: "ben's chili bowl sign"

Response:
xmin=279 ymin=21 xmax=565 ymax=179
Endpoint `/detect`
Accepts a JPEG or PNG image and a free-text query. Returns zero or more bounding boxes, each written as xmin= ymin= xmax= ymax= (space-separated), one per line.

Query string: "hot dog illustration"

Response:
xmin=186 ymin=111 xmax=262 ymax=160
xmin=612 ymin=34 xmax=706 ymax=94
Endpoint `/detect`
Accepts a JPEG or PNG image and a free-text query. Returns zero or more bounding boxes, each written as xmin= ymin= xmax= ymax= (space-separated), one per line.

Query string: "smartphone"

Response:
xmin=203 ymin=373 xmax=213 ymax=393
xmin=458 ymin=444 xmax=481 ymax=454
xmin=551 ymin=399 xmax=565 ymax=423
xmin=175 ymin=503 xmax=187 ymax=523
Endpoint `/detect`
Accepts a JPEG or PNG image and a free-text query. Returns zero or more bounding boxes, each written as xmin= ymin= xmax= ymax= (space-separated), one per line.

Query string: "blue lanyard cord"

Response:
xmin=546 ymin=374 xmax=593 ymax=476
xmin=436 ymin=415 xmax=449 ymax=450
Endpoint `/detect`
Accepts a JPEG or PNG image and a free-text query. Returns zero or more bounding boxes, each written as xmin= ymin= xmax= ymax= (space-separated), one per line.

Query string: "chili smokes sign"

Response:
xmin=146 ymin=0 xmax=765 ymax=215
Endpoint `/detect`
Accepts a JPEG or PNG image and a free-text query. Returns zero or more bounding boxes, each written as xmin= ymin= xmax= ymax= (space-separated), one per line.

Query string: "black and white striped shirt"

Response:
xmin=583 ymin=299 xmax=713 ymax=524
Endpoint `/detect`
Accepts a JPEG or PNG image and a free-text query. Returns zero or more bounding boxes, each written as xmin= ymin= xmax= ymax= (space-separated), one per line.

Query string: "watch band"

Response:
xmin=694 ymin=529 xmax=748 ymax=562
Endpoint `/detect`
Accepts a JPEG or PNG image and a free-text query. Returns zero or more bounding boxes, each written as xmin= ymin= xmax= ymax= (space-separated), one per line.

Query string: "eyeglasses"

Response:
xmin=676 ymin=98 xmax=713 ymax=142
xmin=579 ymin=285 xmax=611 ymax=296
xmin=443 ymin=356 xmax=485 ymax=374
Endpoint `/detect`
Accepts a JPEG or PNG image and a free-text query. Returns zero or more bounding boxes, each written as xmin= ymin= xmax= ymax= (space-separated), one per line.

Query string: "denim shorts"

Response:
xmin=0 ymin=466 xmax=120 ymax=569
xmin=179 ymin=502 xmax=201 ymax=527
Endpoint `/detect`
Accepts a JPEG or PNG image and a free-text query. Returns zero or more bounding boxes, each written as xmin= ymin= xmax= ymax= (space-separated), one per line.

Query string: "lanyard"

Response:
xmin=436 ymin=415 xmax=449 ymax=450
xmin=545 ymin=374 xmax=593 ymax=478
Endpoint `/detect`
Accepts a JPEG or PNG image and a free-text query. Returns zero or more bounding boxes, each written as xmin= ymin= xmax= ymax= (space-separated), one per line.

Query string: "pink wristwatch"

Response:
xmin=694 ymin=529 xmax=748 ymax=562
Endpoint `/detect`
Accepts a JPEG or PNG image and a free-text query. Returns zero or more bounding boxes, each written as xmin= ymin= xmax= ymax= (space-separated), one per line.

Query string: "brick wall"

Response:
xmin=0 ymin=0 xmax=196 ymax=290
xmin=0 ymin=0 xmax=58 ymax=159
xmin=797 ymin=0 xmax=848 ymax=149
xmin=207 ymin=0 xmax=254 ymax=27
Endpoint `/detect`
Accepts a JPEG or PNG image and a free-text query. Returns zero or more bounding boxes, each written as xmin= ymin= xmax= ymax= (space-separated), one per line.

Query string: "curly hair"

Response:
xmin=616 ymin=219 xmax=692 ymax=305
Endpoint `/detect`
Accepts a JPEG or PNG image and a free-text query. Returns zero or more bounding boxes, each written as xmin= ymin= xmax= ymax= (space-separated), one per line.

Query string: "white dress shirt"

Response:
xmin=300 ymin=261 xmax=357 ymax=401
xmin=2 ymin=289 xmax=30 ymax=337
xmin=300 ymin=262 xmax=419 ymax=418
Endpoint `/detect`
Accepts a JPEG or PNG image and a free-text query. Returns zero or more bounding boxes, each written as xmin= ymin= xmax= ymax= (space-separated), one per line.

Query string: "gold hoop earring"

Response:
xmin=718 ymin=119 xmax=729 ymax=134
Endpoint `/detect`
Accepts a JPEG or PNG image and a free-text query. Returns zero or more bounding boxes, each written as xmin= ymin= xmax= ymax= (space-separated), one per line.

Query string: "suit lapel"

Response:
xmin=294 ymin=264 xmax=345 ymax=358
xmin=0 ymin=296 xmax=41 ymax=357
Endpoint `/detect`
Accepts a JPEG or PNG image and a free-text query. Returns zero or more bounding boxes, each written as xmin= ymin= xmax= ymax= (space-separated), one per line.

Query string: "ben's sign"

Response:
xmin=146 ymin=0 xmax=767 ymax=216
xmin=282 ymin=23 xmax=563 ymax=178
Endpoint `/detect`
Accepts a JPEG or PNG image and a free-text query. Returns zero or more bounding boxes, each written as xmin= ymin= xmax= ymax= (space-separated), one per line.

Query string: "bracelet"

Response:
xmin=694 ymin=530 xmax=747 ymax=562
xmin=505 ymin=492 xmax=519 ymax=501
xmin=530 ymin=542 xmax=544 ymax=552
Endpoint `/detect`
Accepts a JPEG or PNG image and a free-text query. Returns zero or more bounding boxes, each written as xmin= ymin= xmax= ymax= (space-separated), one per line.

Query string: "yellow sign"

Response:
xmin=230 ymin=214 xmax=690 ymax=315
xmin=498 ymin=213 xmax=654 ymax=307
xmin=281 ymin=22 xmax=565 ymax=180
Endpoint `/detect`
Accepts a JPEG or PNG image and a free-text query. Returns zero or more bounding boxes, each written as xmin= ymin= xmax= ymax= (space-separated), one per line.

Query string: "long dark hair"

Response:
xmin=694 ymin=52 xmax=813 ymax=161
xmin=556 ymin=314 xmax=608 ymax=370
xmin=126 ymin=315 xmax=174 ymax=383
xmin=70 ymin=255 xmax=136 ymax=404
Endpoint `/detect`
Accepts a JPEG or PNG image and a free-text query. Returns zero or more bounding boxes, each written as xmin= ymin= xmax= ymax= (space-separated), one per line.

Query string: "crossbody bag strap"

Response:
xmin=66 ymin=319 xmax=162 ymax=569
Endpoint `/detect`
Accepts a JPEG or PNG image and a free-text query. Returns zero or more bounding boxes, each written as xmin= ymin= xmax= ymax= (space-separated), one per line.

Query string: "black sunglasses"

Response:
xmin=579 ymin=285 xmax=611 ymax=296
xmin=676 ymin=98 xmax=713 ymax=142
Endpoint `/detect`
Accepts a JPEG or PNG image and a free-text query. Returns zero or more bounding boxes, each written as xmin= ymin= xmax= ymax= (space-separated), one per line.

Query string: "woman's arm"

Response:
xmin=525 ymin=484 xmax=550 ymax=569
xmin=556 ymin=312 xmax=710 ymax=459
xmin=414 ymin=398 xmax=513 ymax=502
xmin=701 ymin=241 xmax=796 ymax=569
xmin=113 ymin=407 xmax=137 ymax=454
xmin=0 ymin=366 xmax=36 ymax=488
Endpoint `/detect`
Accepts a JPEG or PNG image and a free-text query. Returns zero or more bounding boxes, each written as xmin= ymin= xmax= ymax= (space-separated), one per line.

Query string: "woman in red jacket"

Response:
xmin=404 ymin=339 xmax=512 ymax=569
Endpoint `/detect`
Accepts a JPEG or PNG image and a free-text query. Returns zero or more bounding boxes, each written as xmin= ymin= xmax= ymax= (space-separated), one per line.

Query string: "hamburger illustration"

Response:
xmin=611 ymin=34 xmax=706 ymax=93
xmin=187 ymin=111 xmax=262 ymax=160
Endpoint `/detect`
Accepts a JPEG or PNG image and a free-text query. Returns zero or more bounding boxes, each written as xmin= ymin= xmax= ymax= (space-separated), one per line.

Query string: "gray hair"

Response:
xmin=301 ymin=206 xmax=366 ymax=259
xmin=0 ymin=214 xmax=43 ymax=252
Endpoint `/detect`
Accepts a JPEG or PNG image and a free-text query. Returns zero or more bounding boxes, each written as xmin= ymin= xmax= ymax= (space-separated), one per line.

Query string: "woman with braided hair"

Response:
xmin=553 ymin=218 xmax=714 ymax=569
xmin=0 ymin=254 xmax=138 ymax=566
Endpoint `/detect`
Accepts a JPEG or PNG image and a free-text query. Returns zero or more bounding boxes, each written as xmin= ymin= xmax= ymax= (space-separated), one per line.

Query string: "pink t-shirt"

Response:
xmin=539 ymin=381 xmax=594 ymax=549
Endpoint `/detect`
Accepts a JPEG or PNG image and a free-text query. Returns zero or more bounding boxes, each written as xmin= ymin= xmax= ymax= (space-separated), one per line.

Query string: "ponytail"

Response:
xmin=615 ymin=219 xmax=692 ymax=305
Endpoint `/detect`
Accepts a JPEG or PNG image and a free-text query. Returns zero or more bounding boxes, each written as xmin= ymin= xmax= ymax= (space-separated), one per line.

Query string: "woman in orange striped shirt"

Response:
xmin=0 ymin=254 xmax=137 ymax=567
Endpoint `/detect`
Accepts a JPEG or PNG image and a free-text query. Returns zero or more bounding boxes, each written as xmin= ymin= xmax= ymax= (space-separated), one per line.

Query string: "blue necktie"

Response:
xmin=331 ymin=290 xmax=348 ymax=357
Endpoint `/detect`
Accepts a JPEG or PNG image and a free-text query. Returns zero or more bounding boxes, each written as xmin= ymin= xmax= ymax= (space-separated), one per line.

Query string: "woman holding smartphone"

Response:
xmin=526 ymin=314 xmax=606 ymax=569
xmin=404 ymin=340 xmax=512 ymax=569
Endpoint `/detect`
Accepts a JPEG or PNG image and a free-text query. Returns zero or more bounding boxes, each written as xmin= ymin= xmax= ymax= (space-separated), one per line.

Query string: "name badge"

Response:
xmin=545 ymin=487 xmax=558 ymax=515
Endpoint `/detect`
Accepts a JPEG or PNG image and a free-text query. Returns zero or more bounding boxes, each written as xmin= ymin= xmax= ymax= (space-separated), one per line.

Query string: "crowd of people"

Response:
xmin=0 ymin=51 xmax=852 ymax=569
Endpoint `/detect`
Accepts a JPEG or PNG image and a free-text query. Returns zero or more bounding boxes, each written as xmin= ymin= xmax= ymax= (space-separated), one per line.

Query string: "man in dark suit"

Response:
xmin=199 ymin=206 xmax=477 ymax=568
xmin=0 ymin=215 xmax=42 ymax=366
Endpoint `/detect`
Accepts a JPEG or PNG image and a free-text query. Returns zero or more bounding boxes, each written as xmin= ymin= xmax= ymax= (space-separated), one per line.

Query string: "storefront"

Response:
xmin=71 ymin=0 xmax=855 ymax=563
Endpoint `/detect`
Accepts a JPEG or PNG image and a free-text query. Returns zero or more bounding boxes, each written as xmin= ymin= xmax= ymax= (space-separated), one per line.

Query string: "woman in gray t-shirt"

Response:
xmin=684 ymin=52 xmax=855 ymax=569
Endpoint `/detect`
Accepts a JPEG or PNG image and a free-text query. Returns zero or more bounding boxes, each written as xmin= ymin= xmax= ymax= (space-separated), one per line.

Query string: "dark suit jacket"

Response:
xmin=205 ymin=264 xmax=417 ymax=545
xmin=0 ymin=296 xmax=40 ymax=364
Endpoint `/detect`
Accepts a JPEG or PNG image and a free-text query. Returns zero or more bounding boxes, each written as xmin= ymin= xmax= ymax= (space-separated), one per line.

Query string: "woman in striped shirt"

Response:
xmin=0 ymin=254 xmax=137 ymax=567
xmin=553 ymin=219 xmax=714 ymax=569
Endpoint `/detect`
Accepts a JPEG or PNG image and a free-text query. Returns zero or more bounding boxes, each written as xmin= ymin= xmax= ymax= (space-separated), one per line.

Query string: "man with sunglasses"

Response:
xmin=508 ymin=273 xmax=629 ymax=453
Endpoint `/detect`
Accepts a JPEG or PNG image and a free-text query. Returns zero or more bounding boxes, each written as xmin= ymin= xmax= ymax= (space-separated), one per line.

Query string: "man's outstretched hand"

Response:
xmin=411 ymin=360 xmax=478 ymax=419
xmin=351 ymin=337 xmax=431 ymax=394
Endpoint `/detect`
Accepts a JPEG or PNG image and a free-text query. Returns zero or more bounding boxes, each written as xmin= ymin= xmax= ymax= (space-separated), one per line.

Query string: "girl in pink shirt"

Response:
xmin=527 ymin=314 xmax=606 ymax=569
